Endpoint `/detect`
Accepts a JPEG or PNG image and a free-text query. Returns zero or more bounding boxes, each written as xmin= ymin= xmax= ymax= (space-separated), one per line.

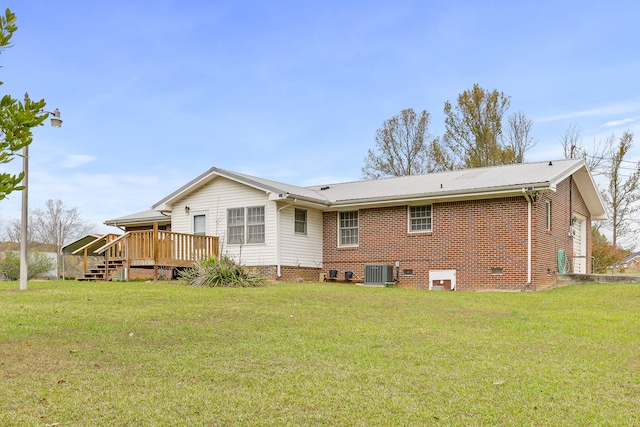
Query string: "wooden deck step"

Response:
xmin=78 ymin=258 xmax=125 ymax=282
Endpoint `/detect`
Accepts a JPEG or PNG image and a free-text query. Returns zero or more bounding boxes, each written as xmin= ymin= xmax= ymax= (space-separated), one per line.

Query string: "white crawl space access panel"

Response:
xmin=429 ymin=269 xmax=456 ymax=291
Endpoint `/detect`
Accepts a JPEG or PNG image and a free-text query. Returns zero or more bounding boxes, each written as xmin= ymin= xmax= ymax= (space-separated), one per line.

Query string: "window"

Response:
xmin=227 ymin=206 xmax=265 ymax=244
xmin=339 ymin=211 xmax=358 ymax=246
xmin=294 ymin=208 xmax=307 ymax=235
xmin=545 ymin=201 xmax=551 ymax=231
xmin=409 ymin=205 xmax=432 ymax=232
xmin=193 ymin=214 xmax=206 ymax=235
xmin=246 ymin=206 xmax=265 ymax=244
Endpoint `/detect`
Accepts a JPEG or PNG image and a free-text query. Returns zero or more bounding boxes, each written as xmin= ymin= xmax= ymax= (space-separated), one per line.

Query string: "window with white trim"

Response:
xmin=193 ymin=214 xmax=206 ymax=235
xmin=339 ymin=211 xmax=358 ymax=246
xmin=246 ymin=206 xmax=265 ymax=244
xmin=545 ymin=201 xmax=551 ymax=231
xmin=294 ymin=208 xmax=307 ymax=235
xmin=409 ymin=205 xmax=432 ymax=232
xmin=227 ymin=206 xmax=265 ymax=244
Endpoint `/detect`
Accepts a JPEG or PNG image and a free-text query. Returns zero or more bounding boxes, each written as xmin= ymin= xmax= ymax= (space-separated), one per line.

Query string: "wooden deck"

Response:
xmin=72 ymin=225 xmax=219 ymax=281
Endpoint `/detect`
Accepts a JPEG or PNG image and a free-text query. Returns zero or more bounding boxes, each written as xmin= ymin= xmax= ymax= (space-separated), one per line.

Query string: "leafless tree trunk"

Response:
xmin=505 ymin=111 xmax=537 ymax=163
xmin=601 ymin=131 xmax=640 ymax=271
xmin=5 ymin=216 xmax=36 ymax=247
xmin=362 ymin=108 xmax=440 ymax=178
xmin=32 ymin=199 xmax=95 ymax=278
xmin=560 ymin=124 xmax=613 ymax=175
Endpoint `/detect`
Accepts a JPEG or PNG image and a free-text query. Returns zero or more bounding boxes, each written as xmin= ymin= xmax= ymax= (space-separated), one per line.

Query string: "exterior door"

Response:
xmin=572 ymin=214 xmax=587 ymax=273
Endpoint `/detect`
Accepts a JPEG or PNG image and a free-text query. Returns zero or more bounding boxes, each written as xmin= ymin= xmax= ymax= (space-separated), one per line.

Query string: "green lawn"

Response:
xmin=1 ymin=280 xmax=639 ymax=426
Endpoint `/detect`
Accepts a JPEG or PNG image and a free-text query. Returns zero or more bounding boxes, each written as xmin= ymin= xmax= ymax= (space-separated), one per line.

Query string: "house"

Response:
xmin=624 ymin=252 xmax=640 ymax=270
xmin=104 ymin=158 xmax=606 ymax=291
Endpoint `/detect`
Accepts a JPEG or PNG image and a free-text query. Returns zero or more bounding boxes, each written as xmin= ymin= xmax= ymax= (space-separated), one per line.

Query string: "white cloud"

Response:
xmin=536 ymin=102 xmax=640 ymax=124
xmin=60 ymin=154 xmax=96 ymax=168
xmin=603 ymin=117 xmax=637 ymax=127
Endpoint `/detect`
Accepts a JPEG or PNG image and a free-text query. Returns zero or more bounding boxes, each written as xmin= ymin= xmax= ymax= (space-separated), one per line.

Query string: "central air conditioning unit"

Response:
xmin=364 ymin=264 xmax=394 ymax=286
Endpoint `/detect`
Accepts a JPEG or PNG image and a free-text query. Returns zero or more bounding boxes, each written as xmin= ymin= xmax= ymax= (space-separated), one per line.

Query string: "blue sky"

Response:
xmin=1 ymin=0 xmax=639 ymax=234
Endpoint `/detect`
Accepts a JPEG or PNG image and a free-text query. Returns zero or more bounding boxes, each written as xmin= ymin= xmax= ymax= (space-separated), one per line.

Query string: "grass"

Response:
xmin=1 ymin=280 xmax=639 ymax=426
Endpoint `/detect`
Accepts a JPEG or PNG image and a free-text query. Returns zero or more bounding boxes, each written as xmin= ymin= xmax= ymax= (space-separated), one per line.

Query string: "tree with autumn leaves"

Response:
xmin=363 ymin=84 xmax=537 ymax=178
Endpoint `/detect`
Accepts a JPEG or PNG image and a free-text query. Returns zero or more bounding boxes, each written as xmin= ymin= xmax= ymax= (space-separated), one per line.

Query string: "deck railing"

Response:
xmin=71 ymin=233 xmax=122 ymax=274
xmin=92 ymin=225 xmax=219 ymax=279
xmin=124 ymin=229 xmax=219 ymax=265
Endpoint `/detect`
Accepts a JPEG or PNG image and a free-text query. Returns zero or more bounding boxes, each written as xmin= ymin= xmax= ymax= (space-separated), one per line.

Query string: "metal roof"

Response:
xmin=135 ymin=158 xmax=606 ymax=221
xmin=104 ymin=209 xmax=171 ymax=227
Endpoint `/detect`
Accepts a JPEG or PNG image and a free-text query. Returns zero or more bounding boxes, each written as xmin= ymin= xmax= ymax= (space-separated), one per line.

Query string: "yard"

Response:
xmin=1 ymin=280 xmax=639 ymax=426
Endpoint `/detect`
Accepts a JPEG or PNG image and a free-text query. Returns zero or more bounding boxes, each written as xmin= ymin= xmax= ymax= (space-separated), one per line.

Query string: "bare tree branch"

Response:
xmin=505 ymin=111 xmax=537 ymax=163
xmin=362 ymin=108 xmax=440 ymax=178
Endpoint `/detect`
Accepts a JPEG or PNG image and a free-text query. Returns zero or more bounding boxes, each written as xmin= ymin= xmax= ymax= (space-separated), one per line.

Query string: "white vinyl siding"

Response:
xmin=170 ymin=177 xmax=275 ymax=266
xmin=409 ymin=205 xmax=432 ymax=232
xmin=279 ymin=205 xmax=322 ymax=268
xmin=339 ymin=211 xmax=358 ymax=246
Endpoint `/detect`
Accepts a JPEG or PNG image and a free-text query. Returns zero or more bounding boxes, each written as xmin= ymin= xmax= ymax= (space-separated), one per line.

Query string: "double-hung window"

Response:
xmin=294 ymin=208 xmax=307 ymax=235
xmin=409 ymin=205 xmax=432 ymax=232
xmin=545 ymin=201 xmax=552 ymax=231
xmin=339 ymin=211 xmax=359 ymax=246
xmin=246 ymin=206 xmax=265 ymax=243
xmin=227 ymin=206 xmax=265 ymax=244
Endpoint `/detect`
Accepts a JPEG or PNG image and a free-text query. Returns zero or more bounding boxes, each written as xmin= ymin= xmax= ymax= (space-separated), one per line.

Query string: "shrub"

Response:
xmin=0 ymin=250 xmax=56 ymax=280
xmin=179 ymin=255 xmax=266 ymax=287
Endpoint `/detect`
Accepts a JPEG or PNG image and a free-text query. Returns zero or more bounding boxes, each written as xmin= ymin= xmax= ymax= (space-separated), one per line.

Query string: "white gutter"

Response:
xmin=521 ymin=188 xmax=532 ymax=285
xmin=329 ymin=185 xmax=553 ymax=209
xmin=276 ymin=198 xmax=297 ymax=277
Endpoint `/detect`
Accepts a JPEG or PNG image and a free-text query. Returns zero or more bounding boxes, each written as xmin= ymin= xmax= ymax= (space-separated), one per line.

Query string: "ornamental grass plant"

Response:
xmin=178 ymin=255 xmax=266 ymax=287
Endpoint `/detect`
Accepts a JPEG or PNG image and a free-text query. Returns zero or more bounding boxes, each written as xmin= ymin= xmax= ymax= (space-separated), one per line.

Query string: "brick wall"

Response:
xmin=128 ymin=267 xmax=174 ymax=280
xmin=322 ymin=176 xmax=591 ymax=291
xmin=244 ymin=265 xmax=321 ymax=282
xmin=533 ymin=176 xmax=591 ymax=290
xmin=129 ymin=264 xmax=321 ymax=282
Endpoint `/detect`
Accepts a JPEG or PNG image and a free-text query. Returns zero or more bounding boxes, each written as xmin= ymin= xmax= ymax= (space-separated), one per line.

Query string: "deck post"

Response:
xmin=153 ymin=223 xmax=158 ymax=281
xmin=104 ymin=243 xmax=110 ymax=282
xmin=83 ymin=248 xmax=88 ymax=276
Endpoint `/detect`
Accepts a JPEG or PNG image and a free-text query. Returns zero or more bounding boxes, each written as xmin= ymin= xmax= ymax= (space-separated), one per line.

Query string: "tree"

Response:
xmin=362 ymin=108 xmax=441 ymax=178
xmin=32 ymin=199 xmax=94 ymax=278
xmin=0 ymin=250 xmax=55 ymax=280
xmin=591 ymin=226 xmax=630 ymax=274
xmin=0 ymin=8 xmax=50 ymax=201
xmin=4 ymin=214 xmax=36 ymax=247
xmin=505 ymin=111 xmax=537 ymax=163
xmin=442 ymin=84 xmax=530 ymax=168
xmin=601 ymin=131 xmax=640 ymax=255
xmin=560 ymin=123 xmax=613 ymax=175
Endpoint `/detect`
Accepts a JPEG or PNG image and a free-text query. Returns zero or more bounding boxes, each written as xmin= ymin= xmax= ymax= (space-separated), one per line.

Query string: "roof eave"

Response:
xmin=326 ymin=183 xmax=553 ymax=209
xmin=152 ymin=167 xmax=298 ymax=210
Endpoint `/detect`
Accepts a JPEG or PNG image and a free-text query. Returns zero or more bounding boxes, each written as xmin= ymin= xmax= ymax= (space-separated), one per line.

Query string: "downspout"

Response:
xmin=522 ymin=188 xmax=532 ymax=285
xmin=276 ymin=198 xmax=297 ymax=277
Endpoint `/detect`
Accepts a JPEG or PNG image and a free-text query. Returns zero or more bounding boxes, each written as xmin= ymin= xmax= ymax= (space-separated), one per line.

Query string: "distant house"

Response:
xmin=104 ymin=158 xmax=606 ymax=291
xmin=624 ymin=252 xmax=640 ymax=270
